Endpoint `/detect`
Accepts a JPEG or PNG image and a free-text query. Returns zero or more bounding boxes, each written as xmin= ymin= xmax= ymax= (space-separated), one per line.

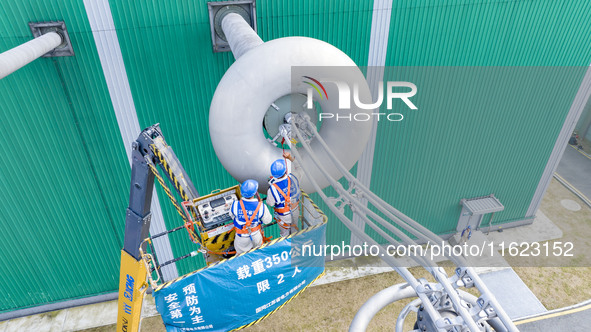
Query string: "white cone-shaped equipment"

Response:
xmin=210 ymin=13 xmax=373 ymax=193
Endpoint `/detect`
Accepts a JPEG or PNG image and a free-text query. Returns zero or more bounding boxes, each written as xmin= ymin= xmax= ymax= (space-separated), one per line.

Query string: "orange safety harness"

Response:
xmin=235 ymin=200 xmax=262 ymax=235
xmin=272 ymin=176 xmax=301 ymax=231
xmin=272 ymin=176 xmax=292 ymax=214
xmin=273 ymin=142 xmax=299 ymax=232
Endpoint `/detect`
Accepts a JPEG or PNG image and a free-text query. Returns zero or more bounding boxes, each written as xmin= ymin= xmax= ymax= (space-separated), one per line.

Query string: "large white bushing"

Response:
xmin=0 ymin=31 xmax=62 ymax=79
xmin=210 ymin=34 xmax=372 ymax=193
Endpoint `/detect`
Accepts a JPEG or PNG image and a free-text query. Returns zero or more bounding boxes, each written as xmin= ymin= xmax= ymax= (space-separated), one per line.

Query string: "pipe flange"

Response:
xmin=28 ymin=21 xmax=74 ymax=57
xmin=213 ymin=5 xmax=251 ymax=42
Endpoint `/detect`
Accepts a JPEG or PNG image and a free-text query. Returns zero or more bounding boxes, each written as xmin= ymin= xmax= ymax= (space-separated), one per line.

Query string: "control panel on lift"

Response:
xmin=182 ymin=186 xmax=240 ymax=254
xmin=197 ymin=192 xmax=238 ymax=230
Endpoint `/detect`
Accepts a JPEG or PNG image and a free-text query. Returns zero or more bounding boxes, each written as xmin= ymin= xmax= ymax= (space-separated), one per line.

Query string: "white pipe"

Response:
xmin=293 ymin=122 xmax=514 ymax=331
xmin=221 ymin=13 xmax=263 ymax=59
xmin=0 ymin=32 xmax=62 ymax=79
xmin=349 ymin=283 xmax=416 ymax=332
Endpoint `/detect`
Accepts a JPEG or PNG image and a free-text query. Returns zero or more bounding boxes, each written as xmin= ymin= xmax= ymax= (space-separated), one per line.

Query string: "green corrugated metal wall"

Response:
xmin=366 ymin=67 xmax=587 ymax=242
xmin=367 ymin=0 xmax=591 ymax=241
xmin=0 ymin=1 xmax=130 ymax=312
xmin=1 ymin=0 xmax=590 ymax=314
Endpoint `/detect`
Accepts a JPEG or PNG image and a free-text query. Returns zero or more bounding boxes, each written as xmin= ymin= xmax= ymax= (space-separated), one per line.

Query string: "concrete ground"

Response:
xmin=556 ymin=144 xmax=591 ymax=202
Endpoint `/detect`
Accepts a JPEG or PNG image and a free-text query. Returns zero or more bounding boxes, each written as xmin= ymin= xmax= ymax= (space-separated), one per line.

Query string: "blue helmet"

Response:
xmin=270 ymin=159 xmax=287 ymax=178
xmin=240 ymin=179 xmax=258 ymax=198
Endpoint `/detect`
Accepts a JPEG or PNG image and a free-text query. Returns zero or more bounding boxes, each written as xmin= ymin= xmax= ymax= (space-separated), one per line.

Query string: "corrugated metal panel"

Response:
xmin=366 ymin=0 xmax=591 ymax=239
xmin=83 ymin=0 xmax=178 ymax=281
xmin=387 ymin=0 xmax=591 ymax=66
xmin=0 ymin=1 xmax=130 ymax=312
xmin=108 ymin=0 xmax=375 ymax=276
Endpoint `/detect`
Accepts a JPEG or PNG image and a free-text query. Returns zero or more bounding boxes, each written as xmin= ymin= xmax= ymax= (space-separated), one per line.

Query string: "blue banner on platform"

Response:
xmin=153 ymin=224 xmax=326 ymax=332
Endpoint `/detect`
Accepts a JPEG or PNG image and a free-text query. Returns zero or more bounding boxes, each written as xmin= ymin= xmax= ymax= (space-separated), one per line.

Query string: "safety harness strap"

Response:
xmin=272 ymin=176 xmax=291 ymax=214
xmin=235 ymin=200 xmax=262 ymax=235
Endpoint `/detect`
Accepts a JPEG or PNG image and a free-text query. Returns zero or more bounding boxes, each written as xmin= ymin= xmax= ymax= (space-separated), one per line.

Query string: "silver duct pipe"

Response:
xmin=349 ymin=284 xmax=509 ymax=332
xmin=290 ymin=120 xmax=518 ymax=332
xmin=290 ymin=123 xmax=483 ymax=332
xmin=0 ymin=32 xmax=62 ymax=79
xmin=294 ymin=115 xmax=518 ymax=331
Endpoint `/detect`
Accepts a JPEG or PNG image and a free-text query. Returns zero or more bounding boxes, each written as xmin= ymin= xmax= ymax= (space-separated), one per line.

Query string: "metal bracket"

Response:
xmin=455 ymin=267 xmax=475 ymax=288
xmin=207 ymin=0 xmax=257 ymax=53
xmin=476 ymin=295 xmax=497 ymax=319
xmin=28 ymin=21 xmax=74 ymax=57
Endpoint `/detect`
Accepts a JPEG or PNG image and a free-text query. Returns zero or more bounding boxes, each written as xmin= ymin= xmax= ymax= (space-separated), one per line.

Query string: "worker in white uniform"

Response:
xmin=231 ymin=179 xmax=272 ymax=254
xmin=266 ymin=152 xmax=301 ymax=237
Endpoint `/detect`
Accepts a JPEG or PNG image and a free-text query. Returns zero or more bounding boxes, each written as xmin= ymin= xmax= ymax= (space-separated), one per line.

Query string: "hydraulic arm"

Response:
xmin=116 ymin=124 xmax=198 ymax=332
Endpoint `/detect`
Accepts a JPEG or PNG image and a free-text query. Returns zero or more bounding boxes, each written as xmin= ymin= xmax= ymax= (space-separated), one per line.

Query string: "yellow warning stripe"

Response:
xmin=515 ymin=302 xmax=591 ymax=325
xmin=554 ymin=173 xmax=591 ymax=204
xmin=230 ymin=271 xmax=326 ymax=331
xmin=569 ymin=144 xmax=591 ymax=161
xmin=151 ymin=145 xmax=188 ymax=201
xmin=147 ymin=162 xmax=188 ymax=225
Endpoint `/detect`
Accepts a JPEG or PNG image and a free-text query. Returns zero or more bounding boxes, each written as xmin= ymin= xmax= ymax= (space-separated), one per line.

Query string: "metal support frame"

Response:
xmin=288 ymin=114 xmax=518 ymax=332
xmin=145 ymin=125 xmax=199 ymax=202
xmin=123 ymin=141 xmax=156 ymax=259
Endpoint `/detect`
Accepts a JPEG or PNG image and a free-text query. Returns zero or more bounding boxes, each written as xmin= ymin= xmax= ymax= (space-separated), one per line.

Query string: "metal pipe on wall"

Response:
xmin=0 ymin=31 xmax=62 ymax=79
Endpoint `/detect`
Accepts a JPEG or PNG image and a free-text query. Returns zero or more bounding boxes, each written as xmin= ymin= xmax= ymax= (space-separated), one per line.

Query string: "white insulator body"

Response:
xmin=210 ymin=18 xmax=372 ymax=193
xmin=221 ymin=13 xmax=263 ymax=59
xmin=0 ymin=32 xmax=62 ymax=79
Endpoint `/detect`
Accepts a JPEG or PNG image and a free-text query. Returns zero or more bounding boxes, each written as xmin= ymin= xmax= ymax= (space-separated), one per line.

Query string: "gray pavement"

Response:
xmin=556 ymin=145 xmax=591 ymax=200
xmin=516 ymin=301 xmax=591 ymax=332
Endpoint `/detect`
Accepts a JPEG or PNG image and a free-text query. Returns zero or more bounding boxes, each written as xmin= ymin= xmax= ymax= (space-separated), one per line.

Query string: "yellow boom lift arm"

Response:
xmin=116 ymin=124 xmax=200 ymax=332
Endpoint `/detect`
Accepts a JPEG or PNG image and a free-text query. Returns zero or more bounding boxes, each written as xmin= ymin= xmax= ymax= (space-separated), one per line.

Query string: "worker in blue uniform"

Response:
xmin=231 ymin=179 xmax=272 ymax=254
xmin=266 ymin=152 xmax=301 ymax=237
